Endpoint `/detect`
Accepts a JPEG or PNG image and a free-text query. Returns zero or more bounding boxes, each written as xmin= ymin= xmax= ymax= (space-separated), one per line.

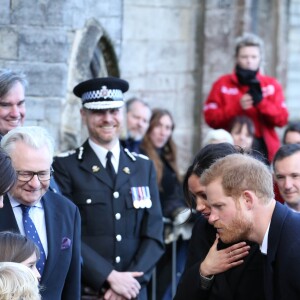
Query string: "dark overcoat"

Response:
xmin=264 ymin=202 xmax=300 ymax=300
xmin=175 ymin=215 xmax=265 ymax=300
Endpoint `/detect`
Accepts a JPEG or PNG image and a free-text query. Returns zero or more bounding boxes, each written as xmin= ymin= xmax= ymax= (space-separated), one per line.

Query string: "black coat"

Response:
xmin=0 ymin=192 xmax=81 ymax=300
xmin=175 ymin=215 xmax=265 ymax=300
xmin=265 ymin=202 xmax=300 ymax=300
xmin=53 ymin=141 xmax=164 ymax=294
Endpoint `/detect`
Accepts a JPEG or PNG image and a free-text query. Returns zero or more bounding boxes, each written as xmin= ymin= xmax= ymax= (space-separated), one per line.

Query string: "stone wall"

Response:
xmin=286 ymin=0 xmax=300 ymax=121
xmin=0 ymin=0 xmax=299 ymax=173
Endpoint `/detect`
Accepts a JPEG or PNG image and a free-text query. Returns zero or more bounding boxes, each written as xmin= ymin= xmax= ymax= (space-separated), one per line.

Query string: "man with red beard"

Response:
xmin=201 ymin=153 xmax=300 ymax=300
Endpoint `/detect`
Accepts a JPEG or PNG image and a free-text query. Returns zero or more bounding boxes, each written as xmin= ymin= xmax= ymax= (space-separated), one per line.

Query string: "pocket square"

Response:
xmin=61 ymin=237 xmax=72 ymax=250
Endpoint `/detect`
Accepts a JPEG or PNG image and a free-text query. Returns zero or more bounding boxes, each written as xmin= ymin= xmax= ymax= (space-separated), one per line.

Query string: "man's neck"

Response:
xmin=250 ymin=199 xmax=276 ymax=245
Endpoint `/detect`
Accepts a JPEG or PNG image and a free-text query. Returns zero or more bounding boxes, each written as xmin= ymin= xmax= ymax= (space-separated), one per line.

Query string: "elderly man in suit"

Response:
xmin=53 ymin=76 xmax=164 ymax=300
xmin=201 ymin=153 xmax=300 ymax=300
xmin=0 ymin=126 xmax=81 ymax=300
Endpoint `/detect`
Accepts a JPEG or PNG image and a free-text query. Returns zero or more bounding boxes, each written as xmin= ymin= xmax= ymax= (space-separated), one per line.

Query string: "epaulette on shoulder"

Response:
xmin=124 ymin=148 xmax=136 ymax=161
xmin=56 ymin=149 xmax=76 ymax=158
xmin=132 ymin=152 xmax=149 ymax=160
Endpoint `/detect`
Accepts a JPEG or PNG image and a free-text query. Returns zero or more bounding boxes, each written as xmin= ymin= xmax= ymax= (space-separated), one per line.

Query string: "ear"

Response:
xmin=241 ymin=190 xmax=255 ymax=210
xmin=80 ymin=108 xmax=87 ymax=124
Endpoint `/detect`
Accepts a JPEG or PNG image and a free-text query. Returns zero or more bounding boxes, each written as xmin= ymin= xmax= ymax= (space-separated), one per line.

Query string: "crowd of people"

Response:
xmin=0 ymin=31 xmax=299 ymax=300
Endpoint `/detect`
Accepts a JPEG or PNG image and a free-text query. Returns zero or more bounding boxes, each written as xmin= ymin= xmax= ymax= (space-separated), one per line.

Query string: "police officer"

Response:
xmin=53 ymin=76 xmax=164 ymax=300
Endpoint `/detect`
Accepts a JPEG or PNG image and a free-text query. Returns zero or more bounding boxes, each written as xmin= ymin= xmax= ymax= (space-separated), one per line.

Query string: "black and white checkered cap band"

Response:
xmin=83 ymin=100 xmax=124 ymax=110
xmin=82 ymin=88 xmax=123 ymax=102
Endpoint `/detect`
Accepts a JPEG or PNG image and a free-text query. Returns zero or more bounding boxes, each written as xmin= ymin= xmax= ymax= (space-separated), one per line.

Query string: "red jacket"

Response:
xmin=204 ymin=71 xmax=288 ymax=162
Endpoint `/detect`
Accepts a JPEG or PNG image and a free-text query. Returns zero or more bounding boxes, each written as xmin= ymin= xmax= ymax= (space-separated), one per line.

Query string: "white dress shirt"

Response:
xmin=260 ymin=222 xmax=270 ymax=255
xmin=88 ymin=139 xmax=120 ymax=173
xmin=8 ymin=194 xmax=48 ymax=257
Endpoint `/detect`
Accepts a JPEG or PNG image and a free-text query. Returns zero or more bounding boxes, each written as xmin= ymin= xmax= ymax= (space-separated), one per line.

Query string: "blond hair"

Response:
xmin=201 ymin=154 xmax=274 ymax=203
xmin=0 ymin=262 xmax=41 ymax=300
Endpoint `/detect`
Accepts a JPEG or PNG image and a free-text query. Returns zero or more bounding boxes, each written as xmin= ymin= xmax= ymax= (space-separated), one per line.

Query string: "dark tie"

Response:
xmin=106 ymin=151 xmax=116 ymax=182
xmin=20 ymin=204 xmax=46 ymax=276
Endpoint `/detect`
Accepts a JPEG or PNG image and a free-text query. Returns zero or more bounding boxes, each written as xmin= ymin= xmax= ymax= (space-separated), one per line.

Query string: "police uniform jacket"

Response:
xmin=0 ymin=192 xmax=81 ymax=300
xmin=53 ymin=140 xmax=164 ymax=292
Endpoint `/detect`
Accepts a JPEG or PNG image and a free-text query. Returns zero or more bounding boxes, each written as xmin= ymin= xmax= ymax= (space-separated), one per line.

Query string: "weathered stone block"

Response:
xmin=0 ymin=0 xmax=10 ymax=24
xmin=0 ymin=28 xmax=18 ymax=59
xmin=24 ymin=63 xmax=68 ymax=97
xmin=123 ymin=6 xmax=192 ymax=41
xmin=19 ymin=29 xmax=70 ymax=63
xmin=10 ymin=0 xmax=74 ymax=26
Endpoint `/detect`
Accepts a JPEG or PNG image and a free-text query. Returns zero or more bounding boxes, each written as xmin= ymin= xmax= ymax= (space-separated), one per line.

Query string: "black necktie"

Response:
xmin=106 ymin=151 xmax=116 ymax=182
xmin=20 ymin=204 xmax=46 ymax=276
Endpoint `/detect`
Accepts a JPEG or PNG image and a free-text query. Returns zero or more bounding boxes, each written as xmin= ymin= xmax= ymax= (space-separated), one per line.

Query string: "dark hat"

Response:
xmin=73 ymin=76 xmax=129 ymax=110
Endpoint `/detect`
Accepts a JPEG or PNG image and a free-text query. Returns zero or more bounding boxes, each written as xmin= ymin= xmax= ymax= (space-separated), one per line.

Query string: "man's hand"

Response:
xmin=107 ymin=270 xmax=143 ymax=299
xmin=240 ymin=94 xmax=254 ymax=110
xmin=104 ymin=288 xmax=127 ymax=300
xmin=200 ymin=234 xmax=250 ymax=277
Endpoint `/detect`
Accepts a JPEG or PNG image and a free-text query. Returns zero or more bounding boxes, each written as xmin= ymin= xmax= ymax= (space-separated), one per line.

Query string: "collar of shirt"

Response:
xmin=260 ymin=222 xmax=271 ymax=255
xmin=88 ymin=139 xmax=120 ymax=173
xmin=8 ymin=194 xmax=43 ymax=209
xmin=7 ymin=194 xmax=48 ymax=257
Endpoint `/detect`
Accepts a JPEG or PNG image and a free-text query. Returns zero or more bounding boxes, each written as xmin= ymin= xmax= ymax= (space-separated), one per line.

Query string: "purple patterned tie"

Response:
xmin=20 ymin=204 xmax=46 ymax=276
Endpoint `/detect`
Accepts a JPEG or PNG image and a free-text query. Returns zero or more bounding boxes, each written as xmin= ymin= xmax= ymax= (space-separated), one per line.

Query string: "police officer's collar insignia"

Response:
xmin=78 ymin=146 xmax=84 ymax=160
xmin=57 ymin=149 xmax=76 ymax=157
xmin=123 ymin=167 xmax=130 ymax=174
xmin=92 ymin=165 xmax=100 ymax=173
xmin=124 ymin=148 xmax=136 ymax=161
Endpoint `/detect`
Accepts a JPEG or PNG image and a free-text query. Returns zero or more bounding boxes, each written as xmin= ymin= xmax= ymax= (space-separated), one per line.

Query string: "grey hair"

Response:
xmin=0 ymin=69 xmax=27 ymax=99
xmin=125 ymin=97 xmax=151 ymax=113
xmin=234 ymin=32 xmax=265 ymax=65
xmin=1 ymin=126 xmax=55 ymax=161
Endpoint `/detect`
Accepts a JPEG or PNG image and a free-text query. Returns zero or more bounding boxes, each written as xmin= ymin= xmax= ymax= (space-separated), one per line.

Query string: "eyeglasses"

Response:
xmin=16 ymin=168 xmax=53 ymax=182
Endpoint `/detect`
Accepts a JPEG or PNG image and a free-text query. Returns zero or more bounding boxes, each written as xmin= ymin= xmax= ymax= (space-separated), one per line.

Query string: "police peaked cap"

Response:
xmin=73 ymin=76 xmax=129 ymax=110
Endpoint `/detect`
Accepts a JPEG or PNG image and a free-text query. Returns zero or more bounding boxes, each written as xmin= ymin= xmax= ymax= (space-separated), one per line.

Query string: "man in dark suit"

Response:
xmin=0 ymin=126 xmax=81 ymax=300
xmin=201 ymin=153 xmax=300 ymax=300
xmin=53 ymin=77 xmax=164 ymax=300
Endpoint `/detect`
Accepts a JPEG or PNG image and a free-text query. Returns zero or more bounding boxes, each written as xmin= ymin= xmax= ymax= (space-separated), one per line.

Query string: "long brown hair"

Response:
xmin=140 ymin=108 xmax=179 ymax=187
xmin=0 ymin=231 xmax=39 ymax=263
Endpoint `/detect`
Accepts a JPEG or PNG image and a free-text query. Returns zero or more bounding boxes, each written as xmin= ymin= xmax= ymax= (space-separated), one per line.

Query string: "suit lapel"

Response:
xmin=40 ymin=193 xmax=61 ymax=283
xmin=264 ymin=202 xmax=289 ymax=300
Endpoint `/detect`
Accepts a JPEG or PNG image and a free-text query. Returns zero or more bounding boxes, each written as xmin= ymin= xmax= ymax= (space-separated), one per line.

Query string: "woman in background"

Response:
xmin=0 ymin=231 xmax=41 ymax=281
xmin=140 ymin=108 xmax=191 ymax=300
xmin=229 ymin=115 xmax=267 ymax=164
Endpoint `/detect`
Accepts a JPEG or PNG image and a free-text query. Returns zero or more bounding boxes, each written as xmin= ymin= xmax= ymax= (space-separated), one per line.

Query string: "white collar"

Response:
xmin=260 ymin=222 xmax=271 ymax=255
xmin=8 ymin=193 xmax=43 ymax=208
xmin=88 ymin=139 xmax=120 ymax=171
